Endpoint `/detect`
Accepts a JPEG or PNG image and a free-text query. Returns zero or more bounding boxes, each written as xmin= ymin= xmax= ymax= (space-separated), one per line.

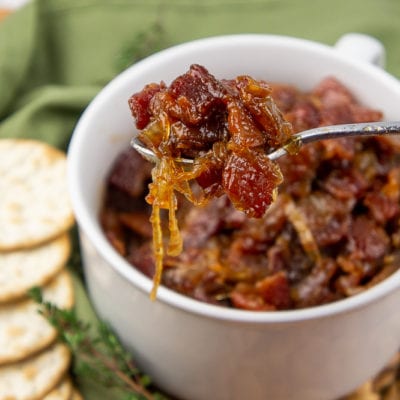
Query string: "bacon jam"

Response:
xmin=100 ymin=69 xmax=400 ymax=310
xmin=127 ymin=65 xmax=291 ymax=298
xmin=129 ymin=65 xmax=291 ymax=218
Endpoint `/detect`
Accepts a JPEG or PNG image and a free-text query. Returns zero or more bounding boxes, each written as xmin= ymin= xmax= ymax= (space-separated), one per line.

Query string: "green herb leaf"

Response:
xmin=29 ymin=287 xmax=169 ymax=400
xmin=115 ymin=20 xmax=166 ymax=72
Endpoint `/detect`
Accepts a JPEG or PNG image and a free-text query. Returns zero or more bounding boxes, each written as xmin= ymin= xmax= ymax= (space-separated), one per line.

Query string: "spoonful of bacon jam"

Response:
xmin=129 ymin=64 xmax=292 ymax=217
xmin=127 ymin=64 xmax=400 ymax=298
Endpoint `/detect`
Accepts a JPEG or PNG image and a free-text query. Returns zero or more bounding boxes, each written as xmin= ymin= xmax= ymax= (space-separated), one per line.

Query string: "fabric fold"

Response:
xmin=0 ymin=84 xmax=99 ymax=148
xmin=0 ymin=1 xmax=36 ymax=117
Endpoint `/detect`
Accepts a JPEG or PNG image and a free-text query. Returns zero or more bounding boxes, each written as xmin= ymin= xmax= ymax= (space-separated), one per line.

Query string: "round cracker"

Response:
xmin=0 ymin=342 xmax=70 ymax=400
xmin=42 ymin=376 xmax=72 ymax=400
xmin=0 ymin=270 xmax=74 ymax=364
xmin=0 ymin=233 xmax=71 ymax=303
xmin=0 ymin=139 xmax=74 ymax=251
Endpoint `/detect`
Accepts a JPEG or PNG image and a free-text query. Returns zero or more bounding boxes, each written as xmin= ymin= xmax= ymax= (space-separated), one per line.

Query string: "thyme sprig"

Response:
xmin=29 ymin=287 xmax=168 ymax=400
xmin=115 ymin=19 xmax=166 ymax=72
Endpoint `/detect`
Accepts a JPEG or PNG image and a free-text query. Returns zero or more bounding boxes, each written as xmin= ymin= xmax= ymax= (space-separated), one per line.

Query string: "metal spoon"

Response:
xmin=131 ymin=121 xmax=400 ymax=164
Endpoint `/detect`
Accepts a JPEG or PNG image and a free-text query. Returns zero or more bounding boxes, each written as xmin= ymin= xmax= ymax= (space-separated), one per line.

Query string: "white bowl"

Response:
xmin=68 ymin=33 xmax=400 ymax=400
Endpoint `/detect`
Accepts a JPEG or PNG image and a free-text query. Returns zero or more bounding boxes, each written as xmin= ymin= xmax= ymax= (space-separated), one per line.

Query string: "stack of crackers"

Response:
xmin=0 ymin=139 xmax=82 ymax=399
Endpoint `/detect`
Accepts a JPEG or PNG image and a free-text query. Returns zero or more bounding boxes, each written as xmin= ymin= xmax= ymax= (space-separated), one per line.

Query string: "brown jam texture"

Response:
xmin=127 ymin=65 xmax=291 ymax=298
xmin=129 ymin=64 xmax=291 ymax=218
xmin=101 ymin=71 xmax=400 ymax=311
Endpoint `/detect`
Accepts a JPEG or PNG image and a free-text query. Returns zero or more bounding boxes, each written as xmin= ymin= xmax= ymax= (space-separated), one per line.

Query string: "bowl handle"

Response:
xmin=334 ymin=33 xmax=386 ymax=68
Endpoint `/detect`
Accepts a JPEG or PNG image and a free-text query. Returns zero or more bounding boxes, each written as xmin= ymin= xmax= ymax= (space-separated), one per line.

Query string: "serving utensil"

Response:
xmin=131 ymin=121 xmax=400 ymax=163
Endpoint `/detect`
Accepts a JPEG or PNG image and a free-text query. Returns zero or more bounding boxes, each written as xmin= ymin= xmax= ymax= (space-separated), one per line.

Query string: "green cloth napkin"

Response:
xmin=1 ymin=0 xmax=400 ymax=152
xmin=1 ymin=1 xmax=399 ymax=398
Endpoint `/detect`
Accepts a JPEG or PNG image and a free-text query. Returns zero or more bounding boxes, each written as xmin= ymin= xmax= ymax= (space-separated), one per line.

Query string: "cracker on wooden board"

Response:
xmin=0 ymin=139 xmax=74 ymax=251
xmin=0 ymin=233 xmax=71 ymax=303
xmin=42 ymin=376 xmax=72 ymax=400
xmin=0 ymin=270 xmax=74 ymax=365
xmin=0 ymin=342 xmax=71 ymax=400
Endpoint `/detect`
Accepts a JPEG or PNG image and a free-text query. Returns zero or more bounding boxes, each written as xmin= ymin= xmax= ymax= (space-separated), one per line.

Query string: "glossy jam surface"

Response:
xmin=127 ymin=65 xmax=291 ymax=298
xmin=128 ymin=64 xmax=291 ymax=218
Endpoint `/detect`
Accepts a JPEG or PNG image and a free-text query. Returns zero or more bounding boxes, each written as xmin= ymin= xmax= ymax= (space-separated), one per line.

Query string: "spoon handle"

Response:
xmin=267 ymin=121 xmax=400 ymax=161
